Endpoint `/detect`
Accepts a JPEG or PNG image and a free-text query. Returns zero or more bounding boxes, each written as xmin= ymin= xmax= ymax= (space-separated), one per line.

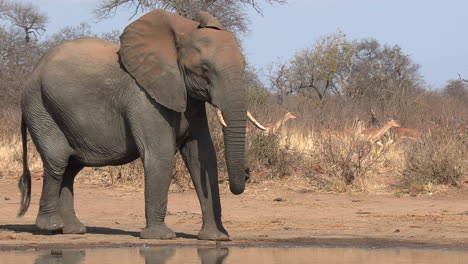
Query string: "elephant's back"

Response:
xmin=41 ymin=38 xmax=121 ymax=76
xmin=39 ymin=37 xmax=131 ymax=101
xmin=54 ymin=37 xmax=119 ymax=61
xmin=38 ymin=37 xmax=131 ymax=110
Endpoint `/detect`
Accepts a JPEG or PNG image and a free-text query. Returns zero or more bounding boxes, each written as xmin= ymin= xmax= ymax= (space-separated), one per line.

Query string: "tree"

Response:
xmin=267 ymin=33 xmax=423 ymax=108
xmin=0 ymin=0 xmax=7 ymax=15
xmin=268 ymin=31 xmax=355 ymax=103
xmin=345 ymin=39 xmax=422 ymax=102
xmin=0 ymin=25 xmax=44 ymax=105
xmin=101 ymin=29 xmax=122 ymax=44
xmin=44 ymin=23 xmax=122 ymax=49
xmin=1 ymin=1 xmax=48 ymax=43
xmin=94 ymin=0 xmax=286 ymax=35
xmin=458 ymin=73 xmax=468 ymax=83
xmin=444 ymin=79 xmax=467 ymax=98
xmin=0 ymin=1 xmax=47 ymax=104
xmin=46 ymin=22 xmax=96 ymax=48
xmin=266 ymin=59 xmax=294 ymax=104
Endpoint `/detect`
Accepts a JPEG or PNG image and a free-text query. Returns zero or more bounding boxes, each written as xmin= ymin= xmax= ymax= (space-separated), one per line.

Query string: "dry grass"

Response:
xmin=0 ymin=93 xmax=466 ymax=196
xmin=273 ymin=121 xmax=404 ymax=193
xmin=397 ymin=129 xmax=467 ymax=193
xmin=0 ymin=110 xmax=42 ymax=177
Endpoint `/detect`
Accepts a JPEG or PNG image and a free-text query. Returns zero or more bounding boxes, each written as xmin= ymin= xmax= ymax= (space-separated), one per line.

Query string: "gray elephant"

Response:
xmin=17 ymin=9 xmax=264 ymax=240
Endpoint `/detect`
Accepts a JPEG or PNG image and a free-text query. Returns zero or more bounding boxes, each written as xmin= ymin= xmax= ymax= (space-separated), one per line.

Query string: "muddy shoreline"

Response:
xmin=1 ymin=240 xmax=467 ymax=251
xmin=1 ymin=178 xmax=467 ymax=250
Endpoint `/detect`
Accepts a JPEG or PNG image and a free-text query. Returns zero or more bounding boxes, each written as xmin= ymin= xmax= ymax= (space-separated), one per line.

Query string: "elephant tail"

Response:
xmin=17 ymin=115 xmax=31 ymax=217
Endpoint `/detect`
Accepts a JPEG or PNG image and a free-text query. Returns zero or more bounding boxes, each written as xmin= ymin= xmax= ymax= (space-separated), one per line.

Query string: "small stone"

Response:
xmin=5 ymin=234 xmax=17 ymax=240
xmin=356 ymin=211 xmax=371 ymax=215
xmin=393 ymin=229 xmax=400 ymax=233
xmin=50 ymin=249 xmax=63 ymax=256
xmin=274 ymin=197 xmax=283 ymax=202
xmin=4 ymin=197 xmax=10 ymax=200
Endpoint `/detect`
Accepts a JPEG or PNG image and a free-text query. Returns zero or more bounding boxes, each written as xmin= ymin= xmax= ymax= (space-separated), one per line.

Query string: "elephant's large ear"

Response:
xmin=119 ymin=10 xmax=198 ymax=112
xmin=194 ymin=11 xmax=224 ymax=30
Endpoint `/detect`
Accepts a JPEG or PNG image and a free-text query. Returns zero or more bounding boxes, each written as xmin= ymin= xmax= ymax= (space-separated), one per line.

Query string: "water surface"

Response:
xmin=1 ymin=246 xmax=467 ymax=264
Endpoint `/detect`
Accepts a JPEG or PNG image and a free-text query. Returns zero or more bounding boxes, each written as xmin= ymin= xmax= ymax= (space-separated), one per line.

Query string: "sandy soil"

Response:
xmin=0 ymin=175 xmax=467 ymax=250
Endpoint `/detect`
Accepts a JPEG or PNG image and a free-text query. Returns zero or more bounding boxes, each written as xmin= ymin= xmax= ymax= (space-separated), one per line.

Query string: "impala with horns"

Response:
xmin=246 ymin=112 xmax=296 ymax=134
xmin=361 ymin=120 xmax=401 ymax=144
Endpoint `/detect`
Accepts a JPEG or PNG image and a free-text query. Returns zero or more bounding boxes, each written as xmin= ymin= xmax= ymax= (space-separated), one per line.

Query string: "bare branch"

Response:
xmin=457 ymin=73 xmax=468 ymax=83
xmin=94 ymin=0 xmax=287 ymax=35
xmin=0 ymin=0 xmax=7 ymax=15
xmin=2 ymin=1 xmax=48 ymax=43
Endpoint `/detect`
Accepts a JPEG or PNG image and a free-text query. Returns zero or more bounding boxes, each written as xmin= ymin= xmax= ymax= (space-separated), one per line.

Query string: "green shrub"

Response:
xmin=247 ymin=133 xmax=299 ymax=179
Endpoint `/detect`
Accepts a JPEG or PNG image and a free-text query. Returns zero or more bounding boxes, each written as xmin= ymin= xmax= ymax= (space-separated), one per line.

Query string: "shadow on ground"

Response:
xmin=0 ymin=224 xmax=198 ymax=240
xmin=1 ymin=225 xmax=466 ymax=249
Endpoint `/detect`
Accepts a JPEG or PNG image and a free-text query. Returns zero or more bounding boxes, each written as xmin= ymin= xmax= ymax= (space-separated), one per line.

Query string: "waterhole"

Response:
xmin=1 ymin=246 xmax=467 ymax=264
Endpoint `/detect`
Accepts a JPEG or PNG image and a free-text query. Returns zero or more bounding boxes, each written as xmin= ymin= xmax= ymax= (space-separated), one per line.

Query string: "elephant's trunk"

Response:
xmin=218 ymin=77 xmax=247 ymax=195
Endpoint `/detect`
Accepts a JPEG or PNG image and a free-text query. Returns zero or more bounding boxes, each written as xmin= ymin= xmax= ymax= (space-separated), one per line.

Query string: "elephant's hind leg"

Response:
xmin=36 ymin=158 xmax=70 ymax=232
xmin=60 ymin=161 xmax=86 ymax=234
xmin=27 ymin=119 xmax=73 ymax=232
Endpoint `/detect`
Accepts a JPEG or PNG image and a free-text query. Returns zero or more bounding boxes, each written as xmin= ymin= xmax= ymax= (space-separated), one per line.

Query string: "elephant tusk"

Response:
xmin=216 ymin=108 xmax=227 ymax=127
xmin=247 ymin=111 xmax=266 ymax=131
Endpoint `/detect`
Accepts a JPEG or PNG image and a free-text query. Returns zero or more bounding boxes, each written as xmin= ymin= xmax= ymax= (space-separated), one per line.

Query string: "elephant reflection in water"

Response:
xmin=32 ymin=247 xmax=229 ymax=264
xmin=197 ymin=248 xmax=229 ymax=264
xmin=139 ymin=247 xmax=229 ymax=264
xmin=34 ymin=250 xmax=85 ymax=264
xmin=140 ymin=248 xmax=175 ymax=264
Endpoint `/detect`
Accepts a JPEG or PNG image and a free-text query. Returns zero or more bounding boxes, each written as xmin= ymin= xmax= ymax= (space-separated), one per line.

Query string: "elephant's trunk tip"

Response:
xmin=229 ymin=183 xmax=245 ymax=195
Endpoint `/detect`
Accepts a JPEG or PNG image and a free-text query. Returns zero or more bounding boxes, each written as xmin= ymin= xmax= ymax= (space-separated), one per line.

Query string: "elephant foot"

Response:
xmin=197 ymin=227 xmax=230 ymax=241
xmin=140 ymin=224 xmax=176 ymax=240
xmin=36 ymin=213 xmax=64 ymax=231
xmin=62 ymin=223 xmax=86 ymax=234
xmin=62 ymin=214 xmax=86 ymax=234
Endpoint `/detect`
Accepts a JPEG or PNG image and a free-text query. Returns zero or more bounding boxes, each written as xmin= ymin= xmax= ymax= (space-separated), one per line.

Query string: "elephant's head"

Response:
xmin=119 ymin=9 xmax=263 ymax=194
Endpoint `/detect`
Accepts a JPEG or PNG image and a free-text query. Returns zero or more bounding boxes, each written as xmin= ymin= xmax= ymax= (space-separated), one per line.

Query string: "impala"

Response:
xmin=263 ymin=112 xmax=297 ymax=134
xmin=361 ymin=120 xmax=401 ymax=144
xmin=394 ymin=127 xmax=431 ymax=140
xmin=246 ymin=112 xmax=296 ymax=134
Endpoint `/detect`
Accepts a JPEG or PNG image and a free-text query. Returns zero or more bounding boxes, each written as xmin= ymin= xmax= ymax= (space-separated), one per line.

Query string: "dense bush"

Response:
xmin=247 ymin=132 xmax=300 ymax=180
xmin=400 ymin=131 xmax=467 ymax=189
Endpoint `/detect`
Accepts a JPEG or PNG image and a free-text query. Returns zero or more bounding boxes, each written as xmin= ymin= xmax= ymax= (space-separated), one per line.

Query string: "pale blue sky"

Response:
xmin=22 ymin=0 xmax=468 ymax=88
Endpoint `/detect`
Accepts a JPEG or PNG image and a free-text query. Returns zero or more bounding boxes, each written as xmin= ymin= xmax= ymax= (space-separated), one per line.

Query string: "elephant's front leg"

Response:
xmin=128 ymin=109 xmax=177 ymax=240
xmin=140 ymin=146 xmax=177 ymax=240
xmin=180 ymin=118 xmax=229 ymax=241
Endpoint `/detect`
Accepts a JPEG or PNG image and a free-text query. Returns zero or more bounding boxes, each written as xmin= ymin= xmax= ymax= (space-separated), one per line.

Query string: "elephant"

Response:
xmin=140 ymin=247 xmax=229 ymax=264
xmin=35 ymin=250 xmax=85 ymax=264
xmin=17 ymin=9 xmax=264 ymax=240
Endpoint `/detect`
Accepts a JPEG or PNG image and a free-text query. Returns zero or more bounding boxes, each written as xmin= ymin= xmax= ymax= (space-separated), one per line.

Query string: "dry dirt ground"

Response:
xmin=0 ymin=175 xmax=467 ymax=250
